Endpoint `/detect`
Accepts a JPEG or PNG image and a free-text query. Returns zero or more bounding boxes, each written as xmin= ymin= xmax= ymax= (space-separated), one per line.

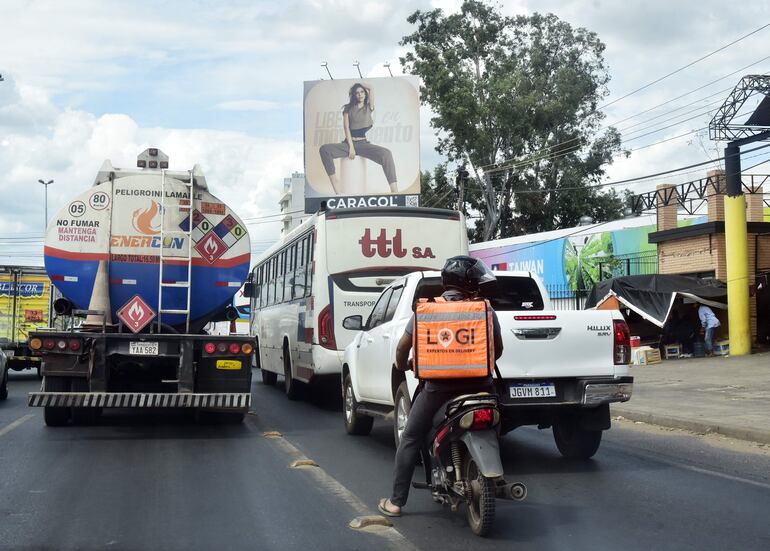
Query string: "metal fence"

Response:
xmin=545 ymin=285 xmax=590 ymax=311
xmin=544 ymin=253 xmax=659 ymax=311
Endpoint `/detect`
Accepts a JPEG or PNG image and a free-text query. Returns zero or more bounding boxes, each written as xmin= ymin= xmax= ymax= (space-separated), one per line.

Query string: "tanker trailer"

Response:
xmin=27 ymin=148 xmax=255 ymax=426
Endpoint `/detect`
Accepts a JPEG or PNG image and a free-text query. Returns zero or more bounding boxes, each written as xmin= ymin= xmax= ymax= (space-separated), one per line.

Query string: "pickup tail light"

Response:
xmin=318 ymin=304 xmax=336 ymax=350
xmin=613 ymin=319 xmax=631 ymax=365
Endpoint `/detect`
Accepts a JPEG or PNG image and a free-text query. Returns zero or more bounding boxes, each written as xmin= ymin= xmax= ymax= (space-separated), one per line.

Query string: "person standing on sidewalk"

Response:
xmin=698 ymin=304 xmax=721 ymax=356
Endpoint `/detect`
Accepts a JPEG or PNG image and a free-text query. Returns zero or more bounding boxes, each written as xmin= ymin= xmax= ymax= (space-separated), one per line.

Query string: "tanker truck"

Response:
xmin=27 ymin=148 xmax=255 ymax=426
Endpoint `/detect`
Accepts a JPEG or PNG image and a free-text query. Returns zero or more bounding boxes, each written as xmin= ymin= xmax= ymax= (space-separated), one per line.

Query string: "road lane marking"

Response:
xmin=0 ymin=414 xmax=35 ymax=437
xmin=677 ymin=462 xmax=770 ymax=491
xmin=246 ymin=416 xmax=420 ymax=551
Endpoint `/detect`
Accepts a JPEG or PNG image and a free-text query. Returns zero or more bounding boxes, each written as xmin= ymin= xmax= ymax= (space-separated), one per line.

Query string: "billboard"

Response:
xmin=303 ymin=76 xmax=420 ymax=213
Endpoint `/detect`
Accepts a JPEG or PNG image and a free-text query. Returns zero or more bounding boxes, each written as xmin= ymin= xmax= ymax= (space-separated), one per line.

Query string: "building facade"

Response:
xmin=279 ymin=172 xmax=307 ymax=236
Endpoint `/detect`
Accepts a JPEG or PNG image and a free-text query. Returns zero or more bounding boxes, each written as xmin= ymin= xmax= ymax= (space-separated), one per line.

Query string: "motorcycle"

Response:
xmin=412 ymin=393 xmax=526 ymax=536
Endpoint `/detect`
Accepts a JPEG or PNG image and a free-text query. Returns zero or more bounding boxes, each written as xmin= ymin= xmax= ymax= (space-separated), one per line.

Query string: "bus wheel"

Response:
xmin=261 ymin=368 xmax=277 ymax=386
xmin=283 ymin=346 xmax=300 ymax=401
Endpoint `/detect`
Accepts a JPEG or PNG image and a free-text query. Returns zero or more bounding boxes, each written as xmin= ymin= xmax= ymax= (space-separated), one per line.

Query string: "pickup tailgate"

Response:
xmin=497 ymin=310 xmax=618 ymax=378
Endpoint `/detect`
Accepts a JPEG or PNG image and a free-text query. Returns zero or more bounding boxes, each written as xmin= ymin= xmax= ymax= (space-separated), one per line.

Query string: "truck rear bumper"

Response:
xmin=498 ymin=376 xmax=634 ymax=408
xmin=28 ymin=392 xmax=250 ymax=409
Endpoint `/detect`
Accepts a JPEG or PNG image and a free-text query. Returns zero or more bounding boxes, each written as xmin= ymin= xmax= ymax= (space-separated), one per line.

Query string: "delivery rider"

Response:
xmin=378 ymin=256 xmax=503 ymax=517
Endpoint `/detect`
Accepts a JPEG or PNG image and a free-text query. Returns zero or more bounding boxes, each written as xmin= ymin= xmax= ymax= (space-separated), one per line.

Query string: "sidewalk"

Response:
xmin=612 ymin=351 xmax=770 ymax=444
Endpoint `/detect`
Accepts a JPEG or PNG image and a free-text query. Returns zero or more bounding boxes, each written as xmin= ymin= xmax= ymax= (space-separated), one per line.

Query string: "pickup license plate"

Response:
xmin=216 ymin=359 xmax=242 ymax=371
xmin=510 ymin=383 xmax=556 ymax=399
xmin=129 ymin=342 xmax=159 ymax=355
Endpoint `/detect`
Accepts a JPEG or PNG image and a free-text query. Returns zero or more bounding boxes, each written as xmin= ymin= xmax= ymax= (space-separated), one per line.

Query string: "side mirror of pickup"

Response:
xmin=343 ymin=315 xmax=363 ymax=331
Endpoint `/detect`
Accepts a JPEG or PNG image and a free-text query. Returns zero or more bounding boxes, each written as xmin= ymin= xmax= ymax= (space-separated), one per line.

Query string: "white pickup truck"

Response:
xmin=341 ymin=270 xmax=633 ymax=459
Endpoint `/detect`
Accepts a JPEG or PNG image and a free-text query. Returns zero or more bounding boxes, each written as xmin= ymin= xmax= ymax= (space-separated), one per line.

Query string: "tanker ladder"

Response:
xmin=157 ymin=166 xmax=194 ymax=332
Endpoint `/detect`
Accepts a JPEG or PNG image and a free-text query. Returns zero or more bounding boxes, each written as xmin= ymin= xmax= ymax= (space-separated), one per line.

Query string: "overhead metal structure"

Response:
xmin=709 ymin=75 xmax=770 ymax=142
xmin=629 ymin=173 xmax=769 ymax=215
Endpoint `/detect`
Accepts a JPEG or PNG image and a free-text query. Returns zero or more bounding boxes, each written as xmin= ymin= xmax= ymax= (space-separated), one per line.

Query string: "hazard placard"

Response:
xmin=117 ymin=295 xmax=156 ymax=333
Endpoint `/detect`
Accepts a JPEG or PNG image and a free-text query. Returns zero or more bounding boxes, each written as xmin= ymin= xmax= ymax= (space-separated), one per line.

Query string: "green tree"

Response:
xmin=401 ymin=1 xmax=627 ymax=241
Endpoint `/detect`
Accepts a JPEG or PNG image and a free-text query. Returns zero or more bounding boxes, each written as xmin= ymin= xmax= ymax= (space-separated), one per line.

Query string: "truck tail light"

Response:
xmin=56 ymin=340 xmax=67 ymax=351
xmin=217 ymin=342 xmax=227 ymax=353
xmin=241 ymin=343 xmax=253 ymax=355
xmin=318 ymin=304 xmax=336 ymax=350
xmin=43 ymin=339 xmax=55 ymax=350
xmin=30 ymin=338 xmax=42 ymax=351
xmin=204 ymin=342 xmax=216 ymax=354
xmin=68 ymin=339 xmax=82 ymax=351
xmin=229 ymin=343 xmax=241 ymax=354
xmin=613 ymin=319 xmax=631 ymax=365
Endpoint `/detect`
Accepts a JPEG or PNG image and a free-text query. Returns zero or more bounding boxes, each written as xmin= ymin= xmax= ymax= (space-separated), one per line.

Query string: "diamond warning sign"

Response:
xmin=195 ymin=231 xmax=227 ymax=264
xmin=117 ymin=295 xmax=156 ymax=333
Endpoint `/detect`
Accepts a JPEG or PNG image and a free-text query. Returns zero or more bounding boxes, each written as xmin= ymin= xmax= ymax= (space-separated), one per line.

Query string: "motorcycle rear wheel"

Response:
xmin=464 ymin=454 xmax=495 ymax=536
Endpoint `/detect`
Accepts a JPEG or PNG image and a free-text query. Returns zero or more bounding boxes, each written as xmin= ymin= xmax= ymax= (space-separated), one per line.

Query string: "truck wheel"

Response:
xmin=261 ymin=368 xmax=277 ymax=386
xmin=343 ymin=374 xmax=373 ymax=435
xmin=0 ymin=370 xmax=8 ymax=400
xmin=70 ymin=378 xmax=99 ymax=425
xmin=553 ymin=419 xmax=602 ymax=459
xmin=393 ymin=382 xmax=412 ymax=448
xmin=43 ymin=376 xmax=71 ymax=427
xmin=283 ymin=346 xmax=300 ymax=401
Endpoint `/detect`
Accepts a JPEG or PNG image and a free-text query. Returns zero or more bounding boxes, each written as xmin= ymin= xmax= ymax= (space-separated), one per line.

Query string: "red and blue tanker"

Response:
xmin=28 ymin=148 xmax=256 ymax=426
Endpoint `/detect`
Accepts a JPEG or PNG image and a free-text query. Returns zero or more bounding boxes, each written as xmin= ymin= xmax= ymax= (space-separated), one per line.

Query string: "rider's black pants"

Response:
xmin=390 ymin=382 xmax=493 ymax=507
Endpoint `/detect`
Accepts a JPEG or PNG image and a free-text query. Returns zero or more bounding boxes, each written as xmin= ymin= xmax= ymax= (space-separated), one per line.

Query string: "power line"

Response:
xmin=599 ymin=23 xmax=770 ymax=111
xmin=474 ymin=56 xmax=770 ymax=173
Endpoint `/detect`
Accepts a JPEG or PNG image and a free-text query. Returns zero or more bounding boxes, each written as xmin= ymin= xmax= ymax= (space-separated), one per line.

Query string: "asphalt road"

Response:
xmin=2 ymin=369 xmax=770 ymax=551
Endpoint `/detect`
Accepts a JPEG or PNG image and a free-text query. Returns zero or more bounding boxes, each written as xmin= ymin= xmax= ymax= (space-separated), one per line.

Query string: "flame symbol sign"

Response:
xmin=128 ymin=301 xmax=145 ymax=323
xmin=132 ymin=201 xmax=162 ymax=235
xmin=438 ymin=328 xmax=454 ymax=348
xmin=204 ymin=236 xmax=219 ymax=256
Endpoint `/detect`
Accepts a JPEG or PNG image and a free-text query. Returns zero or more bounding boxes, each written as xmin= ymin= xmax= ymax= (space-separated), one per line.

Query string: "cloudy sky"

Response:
xmin=1 ymin=0 xmax=769 ymax=264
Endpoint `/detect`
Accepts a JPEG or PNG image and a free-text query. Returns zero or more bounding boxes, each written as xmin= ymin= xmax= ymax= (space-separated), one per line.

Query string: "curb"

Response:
xmin=613 ymin=407 xmax=770 ymax=446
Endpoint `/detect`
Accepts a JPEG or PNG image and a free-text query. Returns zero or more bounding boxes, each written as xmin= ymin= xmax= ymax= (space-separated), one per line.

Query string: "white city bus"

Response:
xmin=247 ymin=207 xmax=468 ymax=399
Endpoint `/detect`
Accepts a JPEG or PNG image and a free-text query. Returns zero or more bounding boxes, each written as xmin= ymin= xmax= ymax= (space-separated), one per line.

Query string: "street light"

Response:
xmin=38 ymin=179 xmax=53 ymax=230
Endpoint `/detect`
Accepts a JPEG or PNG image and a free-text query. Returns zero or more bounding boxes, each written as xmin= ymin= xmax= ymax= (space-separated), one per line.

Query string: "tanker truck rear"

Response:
xmin=27 ymin=148 xmax=255 ymax=426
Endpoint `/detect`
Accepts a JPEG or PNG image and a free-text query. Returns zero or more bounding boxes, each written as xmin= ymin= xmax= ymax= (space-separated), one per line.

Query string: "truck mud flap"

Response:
xmin=28 ymin=392 xmax=251 ymax=409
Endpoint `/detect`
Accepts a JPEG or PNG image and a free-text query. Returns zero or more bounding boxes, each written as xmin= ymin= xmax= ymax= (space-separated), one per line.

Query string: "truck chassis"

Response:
xmin=28 ymin=328 xmax=254 ymax=426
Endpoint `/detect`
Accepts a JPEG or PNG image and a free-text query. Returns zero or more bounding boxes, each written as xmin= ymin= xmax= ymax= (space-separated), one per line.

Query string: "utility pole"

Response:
xmin=709 ymin=75 xmax=770 ymax=356
xmin=38 ymin=179 xmax=53 ymax=231
xmin=455 ymin=166 xmax=469 ymax=211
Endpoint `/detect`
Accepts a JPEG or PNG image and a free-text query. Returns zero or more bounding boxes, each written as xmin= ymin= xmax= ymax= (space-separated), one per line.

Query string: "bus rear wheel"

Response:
xmin=283 ymin=346 xmax=300 ymax=401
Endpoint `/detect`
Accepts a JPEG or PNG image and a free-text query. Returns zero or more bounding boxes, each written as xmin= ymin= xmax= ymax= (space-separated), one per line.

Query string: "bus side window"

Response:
xmin=304 ymin=234 xmax=313 ymax=298
xmin=287 ymin=244 xmax=296 ymax=300
xmin=295 ymin=238 xmax=306 ymax=298
xmin=269 ymin=258 xmax=276 ymax=306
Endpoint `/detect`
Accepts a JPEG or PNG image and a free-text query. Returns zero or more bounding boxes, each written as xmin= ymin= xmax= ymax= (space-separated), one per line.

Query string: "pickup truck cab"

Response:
xmin=342 ymin=270 xmax=633 ymax=459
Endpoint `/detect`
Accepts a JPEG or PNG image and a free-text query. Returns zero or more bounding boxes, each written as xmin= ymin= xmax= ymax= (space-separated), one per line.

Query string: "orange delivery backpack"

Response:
xmin=412 ymin=297 xmax=494 ymax=379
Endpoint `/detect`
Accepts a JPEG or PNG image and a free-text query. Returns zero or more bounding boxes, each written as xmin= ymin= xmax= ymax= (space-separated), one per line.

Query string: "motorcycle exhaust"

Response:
xmin=496 ymin=481 xmax=527 ymax=501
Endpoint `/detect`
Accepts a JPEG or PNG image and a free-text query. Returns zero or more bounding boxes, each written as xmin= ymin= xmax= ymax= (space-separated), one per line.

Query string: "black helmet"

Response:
xmin=441 ymin=256 xmax=496 ymax=294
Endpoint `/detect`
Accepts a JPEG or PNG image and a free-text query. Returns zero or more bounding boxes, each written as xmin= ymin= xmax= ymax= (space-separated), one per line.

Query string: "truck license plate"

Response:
xmin=510 ymin=383 xmax=556 ymax=399
xmin=129 ymin=342 xmax=159 ymax=355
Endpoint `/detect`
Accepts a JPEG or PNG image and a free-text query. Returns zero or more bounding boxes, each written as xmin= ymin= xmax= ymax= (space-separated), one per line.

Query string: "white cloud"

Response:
xmin=0 ymin=79 xmax=301 ymax=263
xmin=215 ymin=99 xmax=280 ymax=112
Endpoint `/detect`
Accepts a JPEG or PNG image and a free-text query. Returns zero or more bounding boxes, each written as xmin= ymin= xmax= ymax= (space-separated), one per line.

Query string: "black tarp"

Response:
xmin=585 ymin=275 xmax=728 ymax=328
